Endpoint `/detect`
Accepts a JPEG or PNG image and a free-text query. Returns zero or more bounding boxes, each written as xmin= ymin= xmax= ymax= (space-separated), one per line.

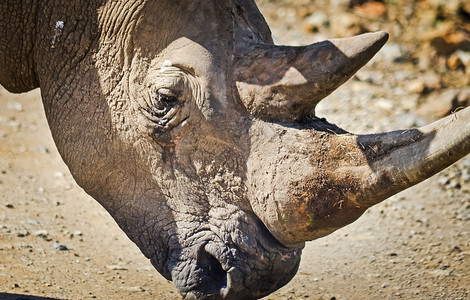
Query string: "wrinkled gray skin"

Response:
xmin=1 ymin=1 xmax=470 ymax=299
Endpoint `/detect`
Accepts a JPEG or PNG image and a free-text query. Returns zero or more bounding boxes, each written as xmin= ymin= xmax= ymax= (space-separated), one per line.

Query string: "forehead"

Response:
xmin=132 ymin=2 xmax=236 ymax=58
xmin=154 ymin=38 xmax=216 ymax=78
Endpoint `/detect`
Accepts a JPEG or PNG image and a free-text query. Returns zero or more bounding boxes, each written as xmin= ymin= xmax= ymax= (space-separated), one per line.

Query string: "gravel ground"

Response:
xmin=1 ymin=1 xmax=469 ymax=299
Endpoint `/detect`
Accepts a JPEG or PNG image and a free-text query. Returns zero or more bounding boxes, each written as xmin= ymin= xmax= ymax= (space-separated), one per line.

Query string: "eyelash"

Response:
xmin=151 ymin=93 xmax=179 ymax=117
xmin=141 ymin=90 xmax=181 ymax=127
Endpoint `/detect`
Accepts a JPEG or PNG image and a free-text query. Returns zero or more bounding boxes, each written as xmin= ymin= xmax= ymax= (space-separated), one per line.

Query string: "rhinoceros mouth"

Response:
xmin=163 ymin=215 xmax=303 ymax=299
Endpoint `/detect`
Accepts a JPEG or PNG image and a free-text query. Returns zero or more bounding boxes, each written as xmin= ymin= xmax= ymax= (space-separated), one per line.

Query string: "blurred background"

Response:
xmin=1 ymin=1 xmax=469 ymax=299
xmin=256 ymin=0 xmax=470 ymax=126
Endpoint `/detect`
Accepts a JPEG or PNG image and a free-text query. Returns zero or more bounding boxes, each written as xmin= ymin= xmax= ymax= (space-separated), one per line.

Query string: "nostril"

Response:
xmin=197 ymin=248 xmax=228 ymax=296
xmin=207 ymin=253 xmax=227 ymax=290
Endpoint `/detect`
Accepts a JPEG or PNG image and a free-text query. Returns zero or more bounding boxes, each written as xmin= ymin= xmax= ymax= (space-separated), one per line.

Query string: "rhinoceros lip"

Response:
xmin=177 ymin=244 xmax=302 ymax=299
xmin=165 ymin=216 xmax=304 ymax=299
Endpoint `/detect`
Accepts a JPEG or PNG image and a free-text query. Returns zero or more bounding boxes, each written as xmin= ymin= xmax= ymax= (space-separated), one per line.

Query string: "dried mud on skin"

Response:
xmin=1 ymin=0 xmax=470 ymax=299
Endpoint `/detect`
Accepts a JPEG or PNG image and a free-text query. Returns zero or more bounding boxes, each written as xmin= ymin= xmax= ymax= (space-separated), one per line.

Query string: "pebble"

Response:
xmin=33 ymin=230 xmax=49 ymax=237
xmin=1 ymin=4 xmax=469 ymax=300
xmin=53 ymin=171 xmax=65 ymax=178
xmin=376 ymin=98 xmax=394 ymax=111
xmin=53 ymin=243 xmax=69 ymax=251
xmin=406 ymin=79 xmax=425 ymax=93
xmin=331 ymin=12 xmax=362 ymax=36
xmin=7 ymin=119 xmax=21 ymax=130
xmin=353 ymin=1 xmax=386 ymax=19
xmin=372 ymin=43 xmax=403 ymax=64
xmin=106 ymin=265 xmax=128 ymax=271
xmin=431 ymin=269 xmax=452 ymax=277
xmin=16 ymin=230 xmax=30 ymax=237
xmin=22 ymin=219 xmax=41 ymax=225
xmin=121 ymin=286 xmax=145 ymax=292
xmin=417 ymin=89 xmax=460 ymax=120
xmin=398 ymin=113 xmax=427 ymax=128
xmin=36 ymin=145 xmax=50 ymax=154
xmin=447 ymin=50 xmax=470 ymax=70
xmin=6 ymin=102 xmax=24 ymax=112
xmin=456 ymin=87 xmax=470 ymax=107
xmin=354 ymin=70 xmax=383 ymax=84
xmin=419 ymin=72 xmax=442 ymax=90
xmin=304 ymin=12 xmax=330 ymax=32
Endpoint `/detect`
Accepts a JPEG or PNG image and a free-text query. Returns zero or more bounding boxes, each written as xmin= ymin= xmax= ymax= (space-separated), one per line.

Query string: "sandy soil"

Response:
xmin=1 ymin=1 xmax=469 ymax=299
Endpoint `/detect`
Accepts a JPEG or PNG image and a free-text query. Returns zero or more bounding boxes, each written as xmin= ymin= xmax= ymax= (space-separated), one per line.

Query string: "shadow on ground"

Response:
xmin=0 ymin=293 xmax=62 ymax=300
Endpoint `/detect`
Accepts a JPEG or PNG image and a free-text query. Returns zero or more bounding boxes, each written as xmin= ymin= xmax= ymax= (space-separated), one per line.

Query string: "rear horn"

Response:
xmin=234 ymin=31 xmax=389 ymax=122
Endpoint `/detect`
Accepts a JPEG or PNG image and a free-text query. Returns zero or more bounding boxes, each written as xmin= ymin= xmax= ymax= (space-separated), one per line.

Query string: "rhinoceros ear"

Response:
xmin=234 ymin=31 xmax=389 ymax=122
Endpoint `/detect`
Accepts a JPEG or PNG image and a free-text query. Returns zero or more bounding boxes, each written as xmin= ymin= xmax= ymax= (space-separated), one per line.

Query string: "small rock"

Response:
xmin=431 ymin=269 xmax=452 ymax=276
xmin=331 ymin=13 xmax=363 ymax=37
xmin=417 ymin=89 xmax=460 ymax=120
xmin=22 ymin=219 xmax=41 ymax=225
xmin=16 ymin=230 xmax=30 ymax=238
xmin=106 ymin=265 xmax=128 ymax=271
xmin=354 ymin=1 xmax=386 ymax=19
xmin=419 ymin=72 xmax=442 ymax=91
xmin=456 ymin=87 xmax=470 ymax=108
xmin=121 ymin=286 xmax=145 ymax=292
xmin=36 ymin=145 xmax=50 ymax=154
xmin=438 ymin=175 xmax=450 ymax=186
xmin=7 ymin=119 xmax=21 ymax=129
xmin=456 ymin=206 xmax=470 ymax=221
xmin=6 ymin=204 xmax=14 ymax=209
xmin=461 ymin=171 xmax=470 ymax=183
xmin=19 ymin=243 xmax=32 ymax=249
xmin=376 ymin=98 xmax=394 ymax=111
xmin=448 ymin=179 xmax=461 ymax=189
xmin=406 ymin=79 xmax=425 ymax=93
xmin=70 ymin=231 xmax=83 ymax=239
xmin=398 ymin=113 xmax=427 ymax=128
xmin=373 ymin=43 xmax=403 ymax=64
xmin=6 ymin=102 xmax=24 ymax=112
xmin=33 ymin=230 xmax=49 ymax=238
xmin=1 ymin=244 xmax=14 ymax=250
xmin=53 ymin=171 xmax=65 ymax=178
xmin=354 ymin=70 xmax=383 ymax=84
xmin=304 ymin=12 xmax=330 ymax=32
xmin=430 ymin=29 xmax=470 ymax=56
xmin=53 ymin=243 xmax=69 ymax=251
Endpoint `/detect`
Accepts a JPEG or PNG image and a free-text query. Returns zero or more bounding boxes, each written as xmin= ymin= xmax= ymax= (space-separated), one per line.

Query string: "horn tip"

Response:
xmin=374 ymin=30 xmax=389 ymax=45
xmin=360 ymin=30 xmax=389 ymax=48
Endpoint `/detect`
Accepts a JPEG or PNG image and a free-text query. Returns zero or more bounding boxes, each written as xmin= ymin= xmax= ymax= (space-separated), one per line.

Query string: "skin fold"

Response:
xmin=1 ymin=1 xmax=469 ymax=299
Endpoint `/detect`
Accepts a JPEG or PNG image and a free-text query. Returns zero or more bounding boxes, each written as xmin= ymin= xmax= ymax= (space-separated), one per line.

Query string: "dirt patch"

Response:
xmin=1 ymin=1 xmax=469 ymax=299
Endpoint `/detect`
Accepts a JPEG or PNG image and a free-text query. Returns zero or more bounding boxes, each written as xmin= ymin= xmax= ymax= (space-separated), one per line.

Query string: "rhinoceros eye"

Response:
xmin=141 ymin=88 xmax=181 ymax=127
xmin=152 ymin=89 xmax=179 ymax=116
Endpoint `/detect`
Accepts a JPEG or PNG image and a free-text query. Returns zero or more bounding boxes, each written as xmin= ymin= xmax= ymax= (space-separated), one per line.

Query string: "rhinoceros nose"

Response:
xmin=189 ymin=247 xmax=229 ymax=299
xmin=169 ymin=237 xmax=302 ymax=300
xmin=169 ymin=243 xmax=232 ymax=300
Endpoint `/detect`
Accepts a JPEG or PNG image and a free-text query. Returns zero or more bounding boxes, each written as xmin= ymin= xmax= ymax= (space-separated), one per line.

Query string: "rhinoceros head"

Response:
xmin=11 ymin=1 xmax=468 ymax=299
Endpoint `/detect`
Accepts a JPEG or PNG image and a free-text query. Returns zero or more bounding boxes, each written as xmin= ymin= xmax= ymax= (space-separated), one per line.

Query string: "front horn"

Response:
xmin=234 ymin=31 xmax=389 ymax=122
xmin=247 ymin=107 xmax=470 ymax=247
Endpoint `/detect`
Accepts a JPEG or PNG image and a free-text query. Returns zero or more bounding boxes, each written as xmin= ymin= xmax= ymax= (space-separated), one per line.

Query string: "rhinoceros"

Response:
xmin=1 ymin=1 xmax=469 ymax=299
